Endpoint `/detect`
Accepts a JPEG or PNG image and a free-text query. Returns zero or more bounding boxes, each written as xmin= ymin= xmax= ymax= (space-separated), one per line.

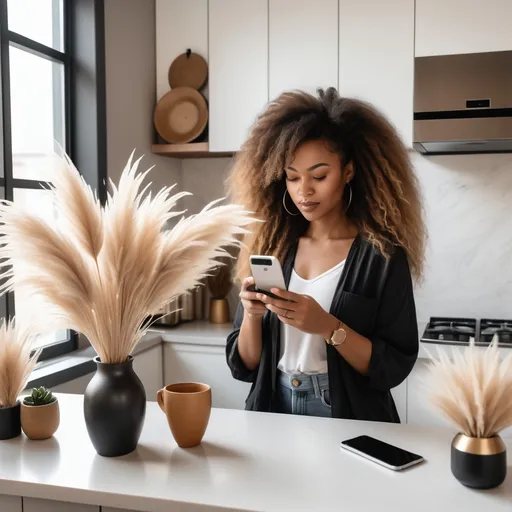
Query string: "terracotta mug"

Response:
xmin=157 ymin=382 xmax=211 ymax=448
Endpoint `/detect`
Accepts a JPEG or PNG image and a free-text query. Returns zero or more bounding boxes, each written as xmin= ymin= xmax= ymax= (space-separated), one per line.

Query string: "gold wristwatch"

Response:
xmin=326 ymin=320 xmax=347 ymax=346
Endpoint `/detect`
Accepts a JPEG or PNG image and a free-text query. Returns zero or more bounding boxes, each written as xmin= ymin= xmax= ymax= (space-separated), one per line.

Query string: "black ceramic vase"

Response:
xmin=0 ymin=401 xmax=21 ymax=440
xmin=451 ymin=433 xmax=507 ymax=489
xmin=84 ymin=355 xmax=146 ymax=457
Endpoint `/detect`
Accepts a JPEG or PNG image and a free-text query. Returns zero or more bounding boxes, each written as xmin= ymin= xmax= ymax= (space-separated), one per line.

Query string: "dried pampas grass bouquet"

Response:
xmin=424 ymin=337 xmax=512 ymax=489
xmin=0 ymin=151 xmax=257 ymax=364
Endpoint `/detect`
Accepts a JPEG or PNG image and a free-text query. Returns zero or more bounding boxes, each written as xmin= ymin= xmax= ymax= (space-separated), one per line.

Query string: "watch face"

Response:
xmin=332 ymin=328 xmax=346 ymax=344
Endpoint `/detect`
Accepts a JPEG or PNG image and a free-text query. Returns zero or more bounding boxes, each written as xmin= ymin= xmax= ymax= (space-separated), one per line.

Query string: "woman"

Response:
xmin=225 ymin=88 xmax=425 ymax=422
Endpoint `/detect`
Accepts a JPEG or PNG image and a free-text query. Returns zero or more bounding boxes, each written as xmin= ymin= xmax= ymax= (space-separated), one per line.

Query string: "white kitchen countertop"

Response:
xmin=151 ymin=321 xmax=512 ymax=360
xmin=1 ymin=394 xmax=511 ymax=512
xmin=150 ymin=320 xmax=232 ymax=346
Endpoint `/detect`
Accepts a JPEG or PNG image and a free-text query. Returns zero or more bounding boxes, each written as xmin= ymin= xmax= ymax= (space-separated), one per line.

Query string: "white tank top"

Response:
xmin=277 ymin=259 xmax=346 ymax=375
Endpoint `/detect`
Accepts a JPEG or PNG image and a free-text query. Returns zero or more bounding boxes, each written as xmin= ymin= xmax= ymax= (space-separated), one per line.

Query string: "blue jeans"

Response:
xmin=275 ymin=371 xmax=332 ymax=418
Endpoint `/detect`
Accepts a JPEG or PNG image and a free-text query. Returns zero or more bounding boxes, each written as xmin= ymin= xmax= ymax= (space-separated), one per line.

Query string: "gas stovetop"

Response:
xmin=421 ymin=317 xmax=512 ymax=347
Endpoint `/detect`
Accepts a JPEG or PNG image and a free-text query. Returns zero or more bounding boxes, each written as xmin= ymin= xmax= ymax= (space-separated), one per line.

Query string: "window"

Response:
xmin=0 ymin=0 xmax=73 ymax=359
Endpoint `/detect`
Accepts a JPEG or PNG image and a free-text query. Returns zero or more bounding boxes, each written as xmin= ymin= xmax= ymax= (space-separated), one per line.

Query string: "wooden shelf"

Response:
xmin=152 ymin=143 xmax=234 ymax=159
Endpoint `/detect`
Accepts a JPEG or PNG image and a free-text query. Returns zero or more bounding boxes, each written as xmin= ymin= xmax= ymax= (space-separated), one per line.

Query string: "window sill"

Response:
xmin=27 ymin=332 xmax=163 ymax=389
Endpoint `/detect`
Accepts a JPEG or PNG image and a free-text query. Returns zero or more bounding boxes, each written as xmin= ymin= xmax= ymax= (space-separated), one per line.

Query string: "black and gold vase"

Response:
xmin=451 ymin=433 xmax=507 ymax=489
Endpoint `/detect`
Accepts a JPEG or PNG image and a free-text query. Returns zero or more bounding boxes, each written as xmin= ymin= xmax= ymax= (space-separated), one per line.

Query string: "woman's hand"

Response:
xmin=239 ymin=277 xmax=267 ymax=319
xmin=257 ymin=288 xmax=336 ymax=337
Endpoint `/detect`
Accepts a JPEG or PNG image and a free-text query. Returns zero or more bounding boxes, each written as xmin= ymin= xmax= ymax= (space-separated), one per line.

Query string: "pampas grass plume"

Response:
xmin=0 ymin=319 xmax=41 ymax=408
xmin=424 ymin=336 xmax=512 ymax=438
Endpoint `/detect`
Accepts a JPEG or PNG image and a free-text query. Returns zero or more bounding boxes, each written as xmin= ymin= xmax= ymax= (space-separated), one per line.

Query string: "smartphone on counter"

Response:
xmin=249 ymin=255 xmax=287 ymax=300
xmin=340 ymin=435 xmax=425 ymax=471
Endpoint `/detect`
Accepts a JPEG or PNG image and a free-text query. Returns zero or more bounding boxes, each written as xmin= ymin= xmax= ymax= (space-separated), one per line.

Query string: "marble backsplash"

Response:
xmin=412 ymin=153 xmax=512 ymax=322
xmin=177 ymin=153 xmax=512 ymax=324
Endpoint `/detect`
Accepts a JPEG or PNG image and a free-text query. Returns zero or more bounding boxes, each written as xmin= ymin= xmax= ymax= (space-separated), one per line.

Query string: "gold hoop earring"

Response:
xmin=344 ymin=183 xmax=353 ymax=213
xmin=283 ymin=189 xmax=299 ymax=216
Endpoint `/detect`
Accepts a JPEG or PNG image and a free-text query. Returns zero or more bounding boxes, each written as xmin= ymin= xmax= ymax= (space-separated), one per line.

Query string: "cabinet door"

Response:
xmin=338 ymin=0 xmax=414 ymax=147
xmin=269 ymin=0 xmax=338 ymax=99
xmin=103 ymin=509 xmax=146 ymax=512
xmin=0 ymin=495 xmax=21 ymax=512
xmin=416 ymin=0 xmax=512 ymax=57
xmin=23 ymin=498 xmax=97 ymax=512
xmin=391 ymin=379 xmax=407 ymax=423
xmin=53 ymin=372 xmax=94 ymax=394
xmin=407 ymin=359 xmax=454 ymax=429
xmin=209 ymin=0 xmax=268 ymax=152
xmin=164 ymin=342 xmax=251 ymax=409
xmin=133 ymin=345 xmax=163 ymax=401
xmin=155 ymin=0 xmax=208 ymax=100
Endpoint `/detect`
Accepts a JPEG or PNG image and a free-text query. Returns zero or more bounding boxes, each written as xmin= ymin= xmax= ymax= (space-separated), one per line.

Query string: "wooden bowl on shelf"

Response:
xmin=168 ymin=50 xmax=208 ymax=90
xmin=154 ymin=87 xmax=208 ymax=144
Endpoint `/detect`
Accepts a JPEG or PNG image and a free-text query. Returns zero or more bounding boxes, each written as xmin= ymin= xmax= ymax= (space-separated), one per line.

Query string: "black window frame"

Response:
xmin=0 ymin=0 xmax=107 ymax=362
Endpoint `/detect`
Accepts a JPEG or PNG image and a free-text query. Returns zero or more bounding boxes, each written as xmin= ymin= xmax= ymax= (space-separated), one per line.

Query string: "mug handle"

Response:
xmin=157 ymin=388 xmax=165 ymax=412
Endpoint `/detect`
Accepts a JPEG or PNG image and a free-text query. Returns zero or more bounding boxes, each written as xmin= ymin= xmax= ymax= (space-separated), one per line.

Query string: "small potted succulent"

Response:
xmin=21 ymin=386 xmax=60 ymax=440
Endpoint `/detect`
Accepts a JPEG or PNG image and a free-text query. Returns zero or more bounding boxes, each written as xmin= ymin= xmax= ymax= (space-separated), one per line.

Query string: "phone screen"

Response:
xmin=341 ymin=435 xmax=424 ymax=468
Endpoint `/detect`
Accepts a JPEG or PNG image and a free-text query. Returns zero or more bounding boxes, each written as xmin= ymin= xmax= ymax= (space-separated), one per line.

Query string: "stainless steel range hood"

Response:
xmin=413 ymin=51 xmax=512 ymax=154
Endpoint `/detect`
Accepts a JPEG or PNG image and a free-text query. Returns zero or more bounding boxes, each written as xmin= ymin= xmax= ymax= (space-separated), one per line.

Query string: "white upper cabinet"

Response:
xmin=155 ymin=0 xmax=208 ymax=101
xmin=415 ymin=0 xmax=512 ymax=57
xmin=269 ymin=0 xmax=338 ymax=100
xmin=208 ymin=0 xmax=268 ymax=152
xmin=338 ymin=0 xmax=414 ymax=147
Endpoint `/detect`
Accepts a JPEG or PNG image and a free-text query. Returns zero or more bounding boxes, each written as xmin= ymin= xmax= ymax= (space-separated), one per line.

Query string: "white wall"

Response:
xmin=180 ymin=158 xmax=234 ymax=215
xmin=104 ymin=0 xmax=181 ymax=195
xmin=179 ymin=154 xmax=512 ymax=324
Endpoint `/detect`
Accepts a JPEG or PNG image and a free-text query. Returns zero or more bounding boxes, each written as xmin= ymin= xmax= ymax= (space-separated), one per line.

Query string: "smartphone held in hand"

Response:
xmin=249 ymin=255 xmax=287 ymax=300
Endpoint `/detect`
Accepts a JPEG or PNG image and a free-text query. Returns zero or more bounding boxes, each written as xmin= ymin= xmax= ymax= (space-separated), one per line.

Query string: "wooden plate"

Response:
xmin=154 ymin=87 xmax=208 ymax=144
xmin=168 ymin=50 xmax=208 ymax=90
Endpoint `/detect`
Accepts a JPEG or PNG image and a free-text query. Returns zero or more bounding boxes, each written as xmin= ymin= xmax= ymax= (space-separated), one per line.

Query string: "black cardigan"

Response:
xmin=225 ymin=234 xmax=418 ymax=423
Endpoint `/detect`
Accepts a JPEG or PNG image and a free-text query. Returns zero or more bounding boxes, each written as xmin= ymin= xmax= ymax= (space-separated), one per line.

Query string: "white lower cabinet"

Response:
xmin=163 ymin=342 xmax=251 ymax=409
xmin=53 ymin=372 xmax=94 ymax=394
xmin=102 ymin=508 xmax=146 ymax=512
xmin=23 ymin=497 xmax=97 ymax=512
xmin=391 ymin=379 xmax=407 ymax=423
xmin=132 ymin=346 xmax=163 ymax=401
xmin=407 ymin=358 xmax=453 ymax=430
xmin=0 ymin=495 xmax=21 ymax=512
